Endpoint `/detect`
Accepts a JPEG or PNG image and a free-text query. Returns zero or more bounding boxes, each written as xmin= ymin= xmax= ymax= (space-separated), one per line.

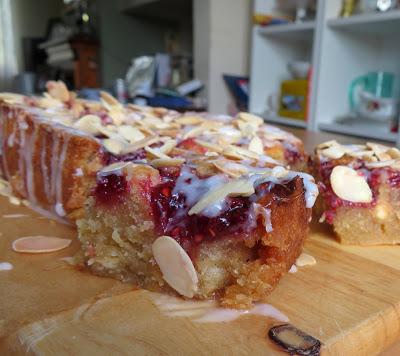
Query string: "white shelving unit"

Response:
xmin=250 ymin=0 xmax=400 ymax=146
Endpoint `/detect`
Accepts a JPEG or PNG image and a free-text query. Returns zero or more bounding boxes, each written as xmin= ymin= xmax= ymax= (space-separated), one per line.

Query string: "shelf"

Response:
xmin=327 ymin=10 xmax=400 ymax=35
xmin=319 ymin=120 xmax=397 ymax=143
xmin=258 ymin=21 xmax=315 ymax=41
xmin=260 ymin=113 xmax=308 ymax=129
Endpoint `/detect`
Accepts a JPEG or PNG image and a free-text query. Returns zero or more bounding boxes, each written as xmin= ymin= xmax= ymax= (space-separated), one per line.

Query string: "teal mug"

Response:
xmin=349 ymin=71 xmax=395 ymax=110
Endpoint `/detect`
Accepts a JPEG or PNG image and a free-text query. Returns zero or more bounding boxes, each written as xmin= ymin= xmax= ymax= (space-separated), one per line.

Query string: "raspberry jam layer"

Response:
xmin=94 ymin=174 xmax=129 ymax=205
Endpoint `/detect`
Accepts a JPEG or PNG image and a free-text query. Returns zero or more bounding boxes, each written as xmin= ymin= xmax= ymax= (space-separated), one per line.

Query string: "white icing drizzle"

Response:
xmin=288 ymin=264 xmax=298 ymax=273
xmin=23 ymin=125 xmax=37 ymax=205
xmin=253 ymin=203 xmax=273 ymax=232
xmin=148 ymin=292 xmax=289 ymax=324
xmin=54 ymin=136 xmax=70 ymax=216
xmin=40 ymin=134 xmax=51 ymax=201
xmin=0 ymin=262 xmax=13 ymax=271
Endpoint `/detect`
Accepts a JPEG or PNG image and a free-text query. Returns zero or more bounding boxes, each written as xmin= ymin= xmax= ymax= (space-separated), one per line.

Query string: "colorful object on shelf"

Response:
xmin=278 ymin=79 xmax=309 ymax=121
xmin=253 ymin=13 xmax=290 ymax=26
xmin=349 ymin=71 xmax=398 ymax=121
xmin=340 ymin=0 xmax=359 ymax=17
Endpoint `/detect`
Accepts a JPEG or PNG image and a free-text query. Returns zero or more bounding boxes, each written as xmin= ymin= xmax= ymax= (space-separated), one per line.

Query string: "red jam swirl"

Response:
xmin=94 ymin=174 xmax=129 ymax=205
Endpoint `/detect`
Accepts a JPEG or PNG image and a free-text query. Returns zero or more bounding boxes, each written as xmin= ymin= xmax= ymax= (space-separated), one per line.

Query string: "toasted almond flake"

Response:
xmin=102 ymin=139 xmax=126 ymax=155
xmin=151 ymin=158 xmax=185 ymax=167
xmin=152 ymin=235 xmax=198 ymax=298
xmin=319 ymin=213 xmax=326 ymax=223
xmin=108 ymin=109 xmax=125 ymax=126
xmin=12 ymin=236 xmax=72 ymax=254
xmin=320 ymin=144 xmax=347 ymax=159
xmin=183 ymin=126 xmax=207 ymax=139
xmin=100 ymin=91 xmax=121 ymax=107
xmin=205 ymin=152 xmax=219 ymax=157
xmin=122 ymin=136 xmax=164 ymax=153
xmin=0 ymin=93 xmax=24 ymax=104
xmin=99 ymin=161 xmax=132 ymax=175
xmin=46 ymin=81 xmax=70 ymax=102
xmin=117 ymin=125 xmax=145 ymax=143
xmin=159 ymin=139 xmax=177 ymax=154
xmin=295 ymin=253 xmax=316 ymax=267
xmin=194 ymin=139 xmax=224 ymax=153
xmin=189 ymin=179 xmax=255 ymax=216
xmin=238 ymin=112 xmax=264 ymax=126
xmin=9 ymin=196 xmax=21 ymax=206
xmin=248 ymin=136 xmax=264 ymax=155
xmin=212 ymin=160 xmax=249 ymax=178
xmin=175 ymin=116 xmax=204 ymax=125
xmin=330 ymin=165 xmax=372 ymax=203
xmin=73 ymin=115 xmax=102 ymax=134
xmin=347 ymin=150 xmax=375 ymax=159
xmin=145 ymin=146 xmax=170 ymax=159
xmin=365 ymin=159 xmax=396 ymax=168
xmin=387 ymin=147 xmax=400 ymax=159
xmin=237 ymin=120 xmax=257 ymax=137
xmin=316 ymin=140 xmax=338 ymax=149
xmin=223 ymin=145 xmax=259 ymax=161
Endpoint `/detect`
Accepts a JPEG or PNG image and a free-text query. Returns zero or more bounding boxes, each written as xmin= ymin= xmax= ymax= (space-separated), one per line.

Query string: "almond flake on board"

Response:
xmin=12 ymin=236 xmax=72 ymax=253
xmin=330 ymin=165 xmax=372 ymax=203
xmin=152 ymin=235 xmax=198 ymax=298
xmin=188 ymin=179 xmax=255 ymax=216
xmin=295 ymin=253 xmax=317 ymax=267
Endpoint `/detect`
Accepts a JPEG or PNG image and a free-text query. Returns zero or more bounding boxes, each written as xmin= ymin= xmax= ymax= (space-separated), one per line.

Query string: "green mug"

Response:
xmin=349 ymin=71 xmax=395 ymax=110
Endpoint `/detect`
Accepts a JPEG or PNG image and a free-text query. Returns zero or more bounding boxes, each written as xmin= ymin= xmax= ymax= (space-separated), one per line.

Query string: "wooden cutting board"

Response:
xmin=1 ymin=195 xmax=400 ymax=356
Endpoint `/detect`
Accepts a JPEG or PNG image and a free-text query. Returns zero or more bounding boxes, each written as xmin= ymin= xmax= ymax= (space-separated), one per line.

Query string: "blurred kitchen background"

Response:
xmin=1 ymin=0 xmax=400 ymax=145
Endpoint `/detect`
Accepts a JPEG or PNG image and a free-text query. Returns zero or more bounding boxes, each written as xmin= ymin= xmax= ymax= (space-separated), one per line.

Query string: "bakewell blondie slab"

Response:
xmin=0 ymin=81 xmax=318 ymax=308
xmin=313 ymin=140 xmax=400 ymax=245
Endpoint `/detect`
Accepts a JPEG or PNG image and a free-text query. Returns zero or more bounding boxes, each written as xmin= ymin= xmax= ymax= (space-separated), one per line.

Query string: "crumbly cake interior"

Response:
xmin=314 ymin=140 xmax=400 ymax=245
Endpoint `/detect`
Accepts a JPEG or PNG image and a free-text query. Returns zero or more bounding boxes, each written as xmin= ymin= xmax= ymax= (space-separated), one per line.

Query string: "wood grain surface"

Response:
xmin=0 ymin=194 xmax=400 ymax=356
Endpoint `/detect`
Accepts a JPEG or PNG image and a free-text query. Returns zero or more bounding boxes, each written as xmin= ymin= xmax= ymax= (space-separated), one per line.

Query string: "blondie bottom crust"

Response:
xmin=313 ymin=140 xmax=400 ymax=245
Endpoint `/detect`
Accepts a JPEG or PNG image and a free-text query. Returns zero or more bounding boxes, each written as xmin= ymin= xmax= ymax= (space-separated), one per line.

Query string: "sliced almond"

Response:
xmin=117 ymin=125 xmax=145 ymax=143
xmin=159 ymin=139 xmax=177 ymax=154
xmin=237 ymin=120 xmax=257 ymax=137
xmin=73 ymin=115 xmax=102 ymax=135
xmin=295 ymin=253 xmax=316 ymax=267
xmin=248 ymin=136 xmax=264 ymax=155
xmin=46 ymin=81 xmax=70 ymax=102
xmin=222 ymin=145 xmax=259 ymax=161
xmin=188 ymin=179 xmax=254 ymax=216
xmin=320 ymin=144 xmax=347 ymax=160
xmin=152 ymin=235 xmax=198 ymax=298
xmin=99 ymin=161 xmax=132 ymax=175
xmin=122 ymin=136 xmax=164 ymax=154
xmin=330 ymin=165 xmax=372 ymax=203
xmin=212 ymin=160 xmax=249 ymax=178
xmin=238 ymin=112 xmax=264 ymax=126
xmin=316 ymin=140 xmax=339 ymax=149
xmin=365 ymin=160 xmax=396 ymax=169
xmin=144 ymin=146 xmax=170 ymax=159
xmin=12 ymin=236 xmax=71 ymax=254
xmin=175 ymin=116 xmax=204 ymax=125
xmin=102 ymin=139 xmax=126 ymax=155
xmin=194 ymin=139 xmax=224 ymax=153
xmin=183 ymin=126 xmax=207 ymax=139
xmin=151 ymin=158 xmax=185 ymax=167
xmin=100 ymin=91 xmax=120 ymax=107
xmin=387 ymin=147 xmax=400 ymax=159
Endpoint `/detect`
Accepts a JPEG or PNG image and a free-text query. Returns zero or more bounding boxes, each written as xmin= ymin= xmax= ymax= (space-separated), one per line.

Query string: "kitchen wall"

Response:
xmin=96 ymin=0 xmax=172 ymax=87
xmin=193 ymin=0 xmax=252 ymax=114
xmin=10 ymin=0 xmax=64 ymax=72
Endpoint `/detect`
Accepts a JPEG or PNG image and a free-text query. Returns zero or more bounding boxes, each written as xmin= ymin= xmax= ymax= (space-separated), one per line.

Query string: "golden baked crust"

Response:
xmin=313 ymin=140 xmax=400 ymax=245
xmin=0 ymin=100 xmax=102 ymax=219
